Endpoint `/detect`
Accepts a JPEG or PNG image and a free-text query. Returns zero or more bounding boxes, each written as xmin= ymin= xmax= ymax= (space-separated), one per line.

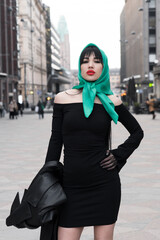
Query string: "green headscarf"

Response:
xmin=73 ymin=43 xmax=119 ymax=124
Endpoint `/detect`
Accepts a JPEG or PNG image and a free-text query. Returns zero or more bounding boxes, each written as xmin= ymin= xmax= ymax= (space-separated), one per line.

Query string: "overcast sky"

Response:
xmin=43 ymin=0 xmax=125 ymax=70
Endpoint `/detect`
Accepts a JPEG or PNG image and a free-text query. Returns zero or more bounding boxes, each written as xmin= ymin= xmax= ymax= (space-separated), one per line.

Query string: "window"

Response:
xmin=149 ymin=0 xmax=156 ymax=9
xmin=149 ymin=29 xmax=156 ymax=35
xmin=149 ymin=16 xmax=156 ymax=28
xmin=149 ymin=54 xmax=156 ymax=62
xmin=149 ymin=35 xmax=156 ymax=44
xmin=149 ymin=72 xmax=154 ymax=81
xmin=149 ymin=46 xmax=156 ymax=53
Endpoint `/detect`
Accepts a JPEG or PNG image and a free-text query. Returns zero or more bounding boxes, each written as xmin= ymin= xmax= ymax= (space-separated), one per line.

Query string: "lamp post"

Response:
xmin=24 ymin=62 xmax=27 ymax=107
xmin=30 ymin=0 xmax=34 ymax=105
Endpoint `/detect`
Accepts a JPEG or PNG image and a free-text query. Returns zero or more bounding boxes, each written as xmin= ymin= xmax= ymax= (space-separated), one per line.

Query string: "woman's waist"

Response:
xmin=62 ymin=148 xmax=118 ymax=186
xmin=62 ymin=167 xmax=119 ymax=188
xmin=63 ymin=143 xmax=107 ymax=154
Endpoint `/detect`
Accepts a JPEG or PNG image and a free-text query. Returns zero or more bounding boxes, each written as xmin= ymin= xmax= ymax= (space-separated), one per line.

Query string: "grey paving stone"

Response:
xmin=0 ymin=112 xmax=160 ymax=239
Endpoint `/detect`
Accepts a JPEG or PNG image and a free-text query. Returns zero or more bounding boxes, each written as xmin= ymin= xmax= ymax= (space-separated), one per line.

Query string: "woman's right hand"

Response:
xmin=100 ymin=150 xmax=117 ymax=170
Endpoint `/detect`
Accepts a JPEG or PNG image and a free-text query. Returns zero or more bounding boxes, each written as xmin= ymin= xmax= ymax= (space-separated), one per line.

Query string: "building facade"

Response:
xmin=120 ymin=0 xmax=160 ymax=103
xmin=17 ymin=0 xmax=47 ymax=106
xmin=0 ymin=0 xmax=19 ymax=108
xmin=57 ymin=16 xmax=70 ymax=71
xmin=153 ymin=64 xmax=160 ymax=98
xmin=109 ymin=68 xmax=121 ymax=97
xmin=45 ymin=7 xmax=71 ymax=95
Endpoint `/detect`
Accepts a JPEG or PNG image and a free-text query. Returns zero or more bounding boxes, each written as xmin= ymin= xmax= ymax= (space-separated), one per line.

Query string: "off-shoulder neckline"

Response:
xmin=54 ymin=102 xmax=123 ymax=108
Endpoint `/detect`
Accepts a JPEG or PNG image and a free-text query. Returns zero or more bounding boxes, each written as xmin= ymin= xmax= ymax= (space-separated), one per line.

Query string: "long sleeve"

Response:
xmin=110 ymin=104 xmax=144 ymax=171
xmin=45 ymin=104 xmax=63 ymax=163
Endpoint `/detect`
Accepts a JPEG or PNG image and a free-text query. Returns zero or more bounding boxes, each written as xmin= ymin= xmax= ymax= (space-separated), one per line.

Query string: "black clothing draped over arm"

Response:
xmin=45 ymin=104 xmax=63 ymax=163
xmin=110 ymin=104 xmax=144 ymax=171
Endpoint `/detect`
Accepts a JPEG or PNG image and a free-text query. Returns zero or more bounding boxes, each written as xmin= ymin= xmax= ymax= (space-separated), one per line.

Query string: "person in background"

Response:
xmin=0 ymin=102 xmax=3 ymax=118
xmin=45 ymin=43 xmax=144 ymax=240
xmin=8 ymin=101 xmax=14 ymax=119
xmin=13 ymin=100 xmax=18 ymax=119
xmin=146 ymin=95 xmax=156 ymax=119
xmin=18 ymin=102 xmax=23 ymax=117
xmin=37 ymin=100 xmax=44 ymax=119
xmin=145 ymin=97 xmax=149 ymax=114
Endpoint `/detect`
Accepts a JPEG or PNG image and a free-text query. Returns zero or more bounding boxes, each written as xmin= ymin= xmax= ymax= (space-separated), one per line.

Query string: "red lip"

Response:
xmin=86 ymin=70 xmax=95 ymax=75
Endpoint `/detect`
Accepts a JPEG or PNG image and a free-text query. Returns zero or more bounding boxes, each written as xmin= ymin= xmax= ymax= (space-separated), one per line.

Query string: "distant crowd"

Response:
xmin=0 ymin=100 xmax=24 ymax=119
xmin=8 ymin=100 xmax=24 ymax=119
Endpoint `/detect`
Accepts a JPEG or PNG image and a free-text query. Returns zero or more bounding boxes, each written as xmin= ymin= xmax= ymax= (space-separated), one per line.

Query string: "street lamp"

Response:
xmin=38 ymin=36 xmax=43 ymax=101
xmin=24 ymin=62 xmax=27 ymax=107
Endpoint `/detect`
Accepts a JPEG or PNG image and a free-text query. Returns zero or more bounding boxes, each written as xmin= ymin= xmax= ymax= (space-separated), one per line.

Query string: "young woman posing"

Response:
xmin=45 ymin=43 xmax=144 ymax=240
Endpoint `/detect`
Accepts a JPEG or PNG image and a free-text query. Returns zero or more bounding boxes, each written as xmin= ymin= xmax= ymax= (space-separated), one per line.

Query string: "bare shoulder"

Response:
xmin=54 ymin=91 xmax=67 ymax=103
xmin=108 ymin=95 xmax=122 ymax=106
xmin=54 ymin=89 xmax=81 ymax=103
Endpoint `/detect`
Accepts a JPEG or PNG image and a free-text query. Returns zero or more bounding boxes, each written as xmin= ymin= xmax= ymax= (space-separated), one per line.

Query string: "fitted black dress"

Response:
xmin=45 ymin=103 xmax=143 ymax=227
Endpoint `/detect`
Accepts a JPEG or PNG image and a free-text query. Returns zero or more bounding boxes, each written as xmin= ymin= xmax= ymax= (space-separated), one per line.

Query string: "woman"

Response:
xmin=45 ymin=43 xmax=144 ymax=240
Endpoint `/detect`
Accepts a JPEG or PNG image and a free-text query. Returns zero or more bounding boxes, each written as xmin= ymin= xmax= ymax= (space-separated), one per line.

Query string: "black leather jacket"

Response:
xmin=6 ymin=161 xmax=67 ymax=240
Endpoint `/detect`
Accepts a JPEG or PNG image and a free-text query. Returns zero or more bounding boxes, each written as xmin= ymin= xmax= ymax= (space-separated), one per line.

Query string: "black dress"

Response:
xmin=45 ymin=103 xmax=143 ymax=227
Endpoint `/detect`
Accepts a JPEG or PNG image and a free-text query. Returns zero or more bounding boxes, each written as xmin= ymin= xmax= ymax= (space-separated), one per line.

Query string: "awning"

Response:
xmin=0 ymin=72 xmax=7 ymax=77
xmin=49 ymin=74 xmax=71 ymax=84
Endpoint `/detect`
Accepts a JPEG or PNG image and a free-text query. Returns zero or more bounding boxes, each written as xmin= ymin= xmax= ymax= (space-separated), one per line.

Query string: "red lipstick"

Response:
xmin=86 ymin=70 xmax=95 ymax=76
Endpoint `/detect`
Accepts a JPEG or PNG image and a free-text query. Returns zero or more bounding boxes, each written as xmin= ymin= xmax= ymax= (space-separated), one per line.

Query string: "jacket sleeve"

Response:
xmin=110 ymin=104 xmax=144 ymax=171
xmin=45 ymin=104 xmax=63 ymax=162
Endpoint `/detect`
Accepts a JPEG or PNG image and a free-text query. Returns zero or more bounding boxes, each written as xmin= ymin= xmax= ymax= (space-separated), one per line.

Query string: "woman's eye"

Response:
xmin=82 ymin=60 xmax=88 ymax=64
xmin=95 ymin=59 xmax=101 ymax=63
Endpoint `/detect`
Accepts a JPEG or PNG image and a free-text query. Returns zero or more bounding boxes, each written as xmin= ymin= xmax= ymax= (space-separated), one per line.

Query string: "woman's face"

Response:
xmin=80 ymin=53 xmax=103 ymax=81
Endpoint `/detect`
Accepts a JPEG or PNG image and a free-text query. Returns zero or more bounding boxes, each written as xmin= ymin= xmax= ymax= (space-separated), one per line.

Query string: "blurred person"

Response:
xmin=13 ymin=100 xmax=18 ymax=119
xmin=146 ymin=95 xmax=156 ymax=119
xmin=37 ymin=100 xmax=44 ymax=119
xmin=145 ymin=97 xmax=149 ymax=114
xmin=8 ymin=101 xmax=14 ymax=119
xmin=45 ymin=43 xmax=144 ymax=240
xmin=18 ymin=102 xmax=23 ymax=117
xmin=0 ymin=102 xmax=3 ymax=117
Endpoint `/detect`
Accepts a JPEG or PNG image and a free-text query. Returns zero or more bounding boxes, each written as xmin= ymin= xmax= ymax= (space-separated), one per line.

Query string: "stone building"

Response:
xmin=120 ymin=0 xmax=160 ymax=103
xmin=0 ymin=0 xmax=19 ymax=108
xmin=57 ymin=16 xmax=70 ymax=71
xmin=109 ymin=68 xmax=121 ymax=97
xmin=45 ymin=7 xmax=71 ymax=94
xmin=153 ymin=64 xmax=160 ymax=98
xmin=17 ymin=0 xmax=47 ymax=107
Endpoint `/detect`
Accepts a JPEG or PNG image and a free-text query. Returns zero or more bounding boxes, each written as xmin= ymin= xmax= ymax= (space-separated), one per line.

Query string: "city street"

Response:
xmin=0 ymin=110 xmax=160 ymax=240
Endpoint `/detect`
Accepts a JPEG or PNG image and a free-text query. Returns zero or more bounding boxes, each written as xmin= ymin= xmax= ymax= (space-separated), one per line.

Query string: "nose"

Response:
xmin=88 ymin=60 xmax=94 ymax=68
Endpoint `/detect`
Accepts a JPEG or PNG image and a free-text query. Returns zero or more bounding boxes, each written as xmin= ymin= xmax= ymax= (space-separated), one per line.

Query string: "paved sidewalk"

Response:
xmin=0 ymin=112 xmax=160 ymax=240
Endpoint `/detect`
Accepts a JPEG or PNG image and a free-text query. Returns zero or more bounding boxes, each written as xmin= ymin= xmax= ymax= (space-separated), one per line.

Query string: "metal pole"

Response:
xmin=41 ymin=39 xmax=43 ymax=101
xmin=4 ymin=0 xmax=9 ymax=107
xmin=24 ymin=62 xmax=27 ymax=106
xmin=30 ymin=0 xmax=34 ymax=105
xmin=40 ymin=13 xmax=43 ymax=101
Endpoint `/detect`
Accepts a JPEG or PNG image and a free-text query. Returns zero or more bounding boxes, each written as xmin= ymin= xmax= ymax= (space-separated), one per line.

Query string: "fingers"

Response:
xmin=100 ymin=153 xmax=117 ymax=170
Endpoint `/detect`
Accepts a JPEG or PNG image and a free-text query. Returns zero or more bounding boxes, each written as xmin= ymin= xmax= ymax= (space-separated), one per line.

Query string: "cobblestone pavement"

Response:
xmin=0 ymin=111 xmax=160 ymax=240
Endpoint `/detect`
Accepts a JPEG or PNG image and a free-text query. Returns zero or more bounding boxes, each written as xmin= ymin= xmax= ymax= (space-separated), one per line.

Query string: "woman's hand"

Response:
xmin=100 ymin=151 xmax=117 ymax=170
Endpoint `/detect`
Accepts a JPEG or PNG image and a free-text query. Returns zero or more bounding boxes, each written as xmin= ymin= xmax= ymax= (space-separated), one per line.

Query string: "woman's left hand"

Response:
xmin=100 ymin=151 xmax=117 ymax=170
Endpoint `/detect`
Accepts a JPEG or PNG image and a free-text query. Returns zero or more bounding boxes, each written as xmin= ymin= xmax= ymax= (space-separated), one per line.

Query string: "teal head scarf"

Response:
xmin=73 ymin=43 xmax=118 ymax=124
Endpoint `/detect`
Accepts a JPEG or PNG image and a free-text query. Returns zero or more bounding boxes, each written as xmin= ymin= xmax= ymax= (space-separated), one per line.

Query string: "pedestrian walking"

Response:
xmin=145 ymin=97 xmax=149 ymax=114
xmin=8 ymin=101 xmax=14 ymax=119
xmin=18 ymin=102 xmax=23 ymax=117
xmin=0 ymin=101 xmax=3 ymax=117
xmin=13 ymin=100 xmax=18 ymax=119
xmin=37 ymin=100 xmax=44 ymax=119
xmin=45 ymin=43 xmax=144 ymax=240
xmin=146 ymin=95 xmax=156 ymax=119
